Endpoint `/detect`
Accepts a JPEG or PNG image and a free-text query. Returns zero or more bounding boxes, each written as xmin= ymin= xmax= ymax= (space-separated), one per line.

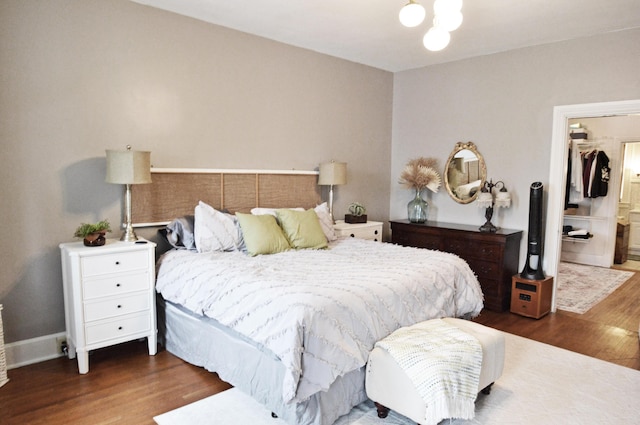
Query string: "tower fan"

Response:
xmin=520 ymin=182 xmax=546 ymax=280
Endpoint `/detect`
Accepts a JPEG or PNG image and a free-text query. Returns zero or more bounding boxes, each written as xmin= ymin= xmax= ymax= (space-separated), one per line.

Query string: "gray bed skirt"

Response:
xmin=157 ymin=296 xmax=368 ymax=425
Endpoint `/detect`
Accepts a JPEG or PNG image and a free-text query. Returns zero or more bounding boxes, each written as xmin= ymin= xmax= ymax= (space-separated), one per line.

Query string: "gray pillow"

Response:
xmin=166 ymin=215 xmax=196 ymax=250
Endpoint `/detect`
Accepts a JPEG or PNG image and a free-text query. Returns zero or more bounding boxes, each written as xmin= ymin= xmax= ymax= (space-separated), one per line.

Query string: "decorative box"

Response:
xmin=345 ymin=214 xmax=367 ymax=224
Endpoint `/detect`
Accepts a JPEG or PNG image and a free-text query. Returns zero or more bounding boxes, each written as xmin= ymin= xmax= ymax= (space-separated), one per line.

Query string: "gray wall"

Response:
xmin=0 ymin=0 xmax=393 ymax=343
xmin=391 ymin=28 xmax=640 ymax=265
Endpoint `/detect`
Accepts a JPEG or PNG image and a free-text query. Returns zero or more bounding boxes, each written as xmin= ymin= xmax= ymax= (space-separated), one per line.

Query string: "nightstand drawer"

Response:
xmin=85 ymin=312 xmax=152 ymax=345
xmin=341 ymin=226 xmax=382 ymax=241
xmin=84 ymin=292 xmax=150 ymax=322
xmin=81 ymin=250 xmax=149 ymax=277
xmin=334 ymin=221 xmax=383 ymax=241
xmin=83 ymin=271 xmax=150 ymax=300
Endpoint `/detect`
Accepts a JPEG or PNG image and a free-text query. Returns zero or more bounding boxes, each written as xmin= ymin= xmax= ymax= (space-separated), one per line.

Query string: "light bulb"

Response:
xmin=423 ymin=26 xmax=450 ymax=51
xmin=434 ymin=0 xmax=463 ymax=15
xmin=399 ymin=1 xmax=426 ymax=28
xmin=434 ymin=10 xmax=463 ymax=32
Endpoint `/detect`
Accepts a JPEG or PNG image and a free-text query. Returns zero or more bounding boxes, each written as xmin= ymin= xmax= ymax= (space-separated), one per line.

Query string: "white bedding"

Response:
xmin=155 ymin=238 xmax=483 ymax=404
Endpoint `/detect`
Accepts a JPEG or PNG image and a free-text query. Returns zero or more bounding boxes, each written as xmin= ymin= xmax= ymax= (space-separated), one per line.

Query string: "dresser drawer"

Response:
xmin=82 ymin=271 xmax=150 ymax=300
xmin=85 ymin=312 xmax=152 ymax=346
xmin=393 ymin=232 xmax=440 ymax=250
xmin=81 ymin=250 xmax=149 ymax=277
xmin=446 ymin=240 xmax=501 ymax=260
xmin=84 ymin=292 xmax=150 ymax=322
xmin=466 ymin=258 xmax=500 ymax=278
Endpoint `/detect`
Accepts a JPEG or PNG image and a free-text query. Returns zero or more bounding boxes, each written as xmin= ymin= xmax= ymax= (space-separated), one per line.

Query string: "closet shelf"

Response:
xmin=562 ymin=236 xmax=591 ymax=244
xmin=563 ymin=215 xmax=607 ymax=221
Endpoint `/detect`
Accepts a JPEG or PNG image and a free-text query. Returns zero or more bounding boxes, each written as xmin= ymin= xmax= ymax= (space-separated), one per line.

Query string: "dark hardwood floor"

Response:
xmin=1 ymin=272 xmax=638 ymax=425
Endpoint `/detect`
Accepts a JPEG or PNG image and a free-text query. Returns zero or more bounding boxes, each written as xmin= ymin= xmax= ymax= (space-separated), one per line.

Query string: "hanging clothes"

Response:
xmin=589 ymin=150 xmax=610 ymax=198
xmin=567 ymin=140 xmax=584 ymax=204
xmin=565 ymin=142 xmax=610 ymax=204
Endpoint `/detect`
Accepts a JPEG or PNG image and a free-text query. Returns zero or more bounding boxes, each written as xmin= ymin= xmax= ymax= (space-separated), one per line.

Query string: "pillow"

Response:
xmin=314 ymin=202 xmax=337 ymax=241
xmin=276 ymin=208 xmax=328 ymax=250
xmin=194 ymin=201 xmax=243 ymax=253
xmin=236 ymin=212 xmax=291 ymax=256
xmin=166 ymin=215 xmax=196 ymax=250
xmin=251 ymin=207 xmax=304 ymax=216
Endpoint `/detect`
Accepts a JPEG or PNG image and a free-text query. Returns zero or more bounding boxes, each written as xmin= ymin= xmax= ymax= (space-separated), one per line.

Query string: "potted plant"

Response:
xmin=345 ymin=202 xmax=367 ymax=223
xmin=74 ymin=219 xmax=112 ymax=247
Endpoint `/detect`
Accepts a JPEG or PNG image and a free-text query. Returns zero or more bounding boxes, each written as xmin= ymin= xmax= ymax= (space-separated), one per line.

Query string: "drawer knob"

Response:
xmin=115 ymin=261 xmax=120 ymax=265
xmin=374 ymin=230 xmax=379 ymax=235
xmin=117 ymin=305 xmax=122 ymax=309
xmin=116 ymin=283 xmax=121 ymax=287
xmin=118 ymin=326 xmax=123 ymax=330
xmin=350 ymin=234 xmax=355 ymax=237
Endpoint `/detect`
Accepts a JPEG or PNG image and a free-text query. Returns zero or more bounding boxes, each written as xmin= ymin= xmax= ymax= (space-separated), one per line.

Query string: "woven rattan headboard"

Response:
xmin=131 ymin=168 xmax=322 ymax=227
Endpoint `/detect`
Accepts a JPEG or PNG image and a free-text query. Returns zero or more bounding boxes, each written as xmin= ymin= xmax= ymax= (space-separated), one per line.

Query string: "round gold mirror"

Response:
xmin=444 ymin=141 xmax=487 ymax=204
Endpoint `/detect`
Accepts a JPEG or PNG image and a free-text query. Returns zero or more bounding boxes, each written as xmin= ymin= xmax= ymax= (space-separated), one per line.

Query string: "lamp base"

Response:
xmin=120 ymin=225 xmax=138 ymax=242
xmin=479 ymin=222 xmax=498 ymax=233
xmin=120 ymin=183 xmax=138 ymax=242
xmin=479 ymin=206 xmax=498 ymax=232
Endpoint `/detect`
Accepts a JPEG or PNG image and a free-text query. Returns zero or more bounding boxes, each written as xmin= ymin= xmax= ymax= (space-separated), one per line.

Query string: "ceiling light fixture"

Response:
xmin=399 ymin=0 xmax=464 ymax=52
xmin=423 ymin=26 xmax=451 ymax=51
xmin=399 ymin=1 xmax=426 ymax=28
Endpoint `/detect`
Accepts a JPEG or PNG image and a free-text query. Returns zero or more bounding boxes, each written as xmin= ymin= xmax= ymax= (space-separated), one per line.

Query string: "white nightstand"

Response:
xmin=333 ymin=220 xmax=383 ymax=241
xmin=59 ymin=239 xmax=157 ymax=374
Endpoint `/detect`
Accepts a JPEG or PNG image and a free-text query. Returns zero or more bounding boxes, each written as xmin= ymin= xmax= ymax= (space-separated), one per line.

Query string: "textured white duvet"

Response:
xmin=155 ymin=238 xmax=483 ymax=404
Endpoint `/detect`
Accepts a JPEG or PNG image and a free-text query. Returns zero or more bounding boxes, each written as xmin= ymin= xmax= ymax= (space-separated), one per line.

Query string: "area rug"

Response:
xmin=555 ymin=261 xmax=634 ymax=314
xmin=154 ymin=332 xmax=640 ymax=425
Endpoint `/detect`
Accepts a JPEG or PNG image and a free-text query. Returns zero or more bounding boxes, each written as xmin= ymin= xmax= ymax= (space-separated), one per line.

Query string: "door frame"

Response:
xmin=546 ymin=99 xmax=640 ymax=311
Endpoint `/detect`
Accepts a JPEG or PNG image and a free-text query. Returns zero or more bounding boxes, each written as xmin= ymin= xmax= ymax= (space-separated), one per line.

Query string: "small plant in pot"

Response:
xmin=345 ymin=202 xmax=367 ymax=224
xmin=74 ymin=219 xmax=111 ymax=247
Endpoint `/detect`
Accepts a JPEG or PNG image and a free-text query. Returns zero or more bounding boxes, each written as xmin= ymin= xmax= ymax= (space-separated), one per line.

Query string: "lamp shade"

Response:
xmin=476 ymin=191 xmax=493 ymax=208
xmin=495 ymin=190 xmax=511 ymax=208
xmin=318 ymin=162 xmax=347 ymax=186
xmin=105 ymin=149 xmax=152 ymax=185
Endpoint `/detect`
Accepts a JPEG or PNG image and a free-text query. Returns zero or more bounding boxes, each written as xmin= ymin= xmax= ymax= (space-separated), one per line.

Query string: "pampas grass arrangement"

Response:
xmin=399 ymin=157 xmax=441 ymax=193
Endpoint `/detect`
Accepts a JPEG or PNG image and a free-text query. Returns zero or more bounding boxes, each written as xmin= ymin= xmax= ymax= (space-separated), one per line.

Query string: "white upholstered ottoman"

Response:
xmin=365 ymin=318 xmax=505 ymax=424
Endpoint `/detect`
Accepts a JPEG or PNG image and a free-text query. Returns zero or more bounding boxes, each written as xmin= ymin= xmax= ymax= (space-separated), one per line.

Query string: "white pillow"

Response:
xmin=314 ymin=202 xmax=337 ymax=241
xmin=194 ymin=201 xmax=243 ymax=252
xmin=250 ymin=207 xmax=304 ymax=216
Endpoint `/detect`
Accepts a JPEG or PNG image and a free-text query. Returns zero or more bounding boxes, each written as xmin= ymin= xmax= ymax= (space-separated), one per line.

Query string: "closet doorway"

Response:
xmin=559 ymin=116 xmax=640 ymax=268
xmin=545 ymin=99 xmax=640 ymax=312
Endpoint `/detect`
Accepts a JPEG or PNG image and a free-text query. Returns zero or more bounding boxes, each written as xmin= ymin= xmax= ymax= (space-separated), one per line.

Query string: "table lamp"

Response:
xmin=106 ymin=145 xmax=152 ymax=241
xmin=318 ymin=161 xmax=347 ymax=223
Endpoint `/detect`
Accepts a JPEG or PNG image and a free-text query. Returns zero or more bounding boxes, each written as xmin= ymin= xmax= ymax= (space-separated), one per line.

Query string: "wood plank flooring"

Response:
xmin=1 ymin=270 xmax=638 ymax=425
xmin=474 ymin=268 xmax=640 ymax=370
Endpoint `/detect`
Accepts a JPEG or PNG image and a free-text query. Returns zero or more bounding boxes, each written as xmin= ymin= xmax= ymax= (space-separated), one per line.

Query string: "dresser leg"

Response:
xmin=77 ymin=350 xmax=89 ymax=374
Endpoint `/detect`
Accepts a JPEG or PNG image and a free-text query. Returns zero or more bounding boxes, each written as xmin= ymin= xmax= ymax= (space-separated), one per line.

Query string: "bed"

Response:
xmin=135 ymin=168 xmax=484 ymax=425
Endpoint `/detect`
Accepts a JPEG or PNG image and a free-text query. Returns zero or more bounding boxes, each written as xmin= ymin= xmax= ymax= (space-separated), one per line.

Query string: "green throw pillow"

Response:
xmin=236 ymin=213 xmax=291 ymax=256
xmin=276 ymin=208 xmax=328 ymax=250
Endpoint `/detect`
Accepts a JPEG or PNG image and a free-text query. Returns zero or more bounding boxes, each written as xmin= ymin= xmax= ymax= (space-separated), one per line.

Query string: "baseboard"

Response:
xmin=4 ymin=332 xmax=67 ymax=370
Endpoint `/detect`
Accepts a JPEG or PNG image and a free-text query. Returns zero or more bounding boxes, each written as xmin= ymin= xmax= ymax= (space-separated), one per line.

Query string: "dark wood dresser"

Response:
xmin=390 ymin=220 xmax=522 ymax=312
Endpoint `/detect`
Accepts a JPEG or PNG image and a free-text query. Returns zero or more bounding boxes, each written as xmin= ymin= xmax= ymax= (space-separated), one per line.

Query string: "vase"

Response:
xmin=407 ymin=189 xmax=428 ymax=223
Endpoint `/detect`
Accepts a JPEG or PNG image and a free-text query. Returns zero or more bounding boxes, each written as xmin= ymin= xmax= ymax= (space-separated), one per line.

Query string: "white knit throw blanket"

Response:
xmin=375 ymin=319 xmax=483 ymax=425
